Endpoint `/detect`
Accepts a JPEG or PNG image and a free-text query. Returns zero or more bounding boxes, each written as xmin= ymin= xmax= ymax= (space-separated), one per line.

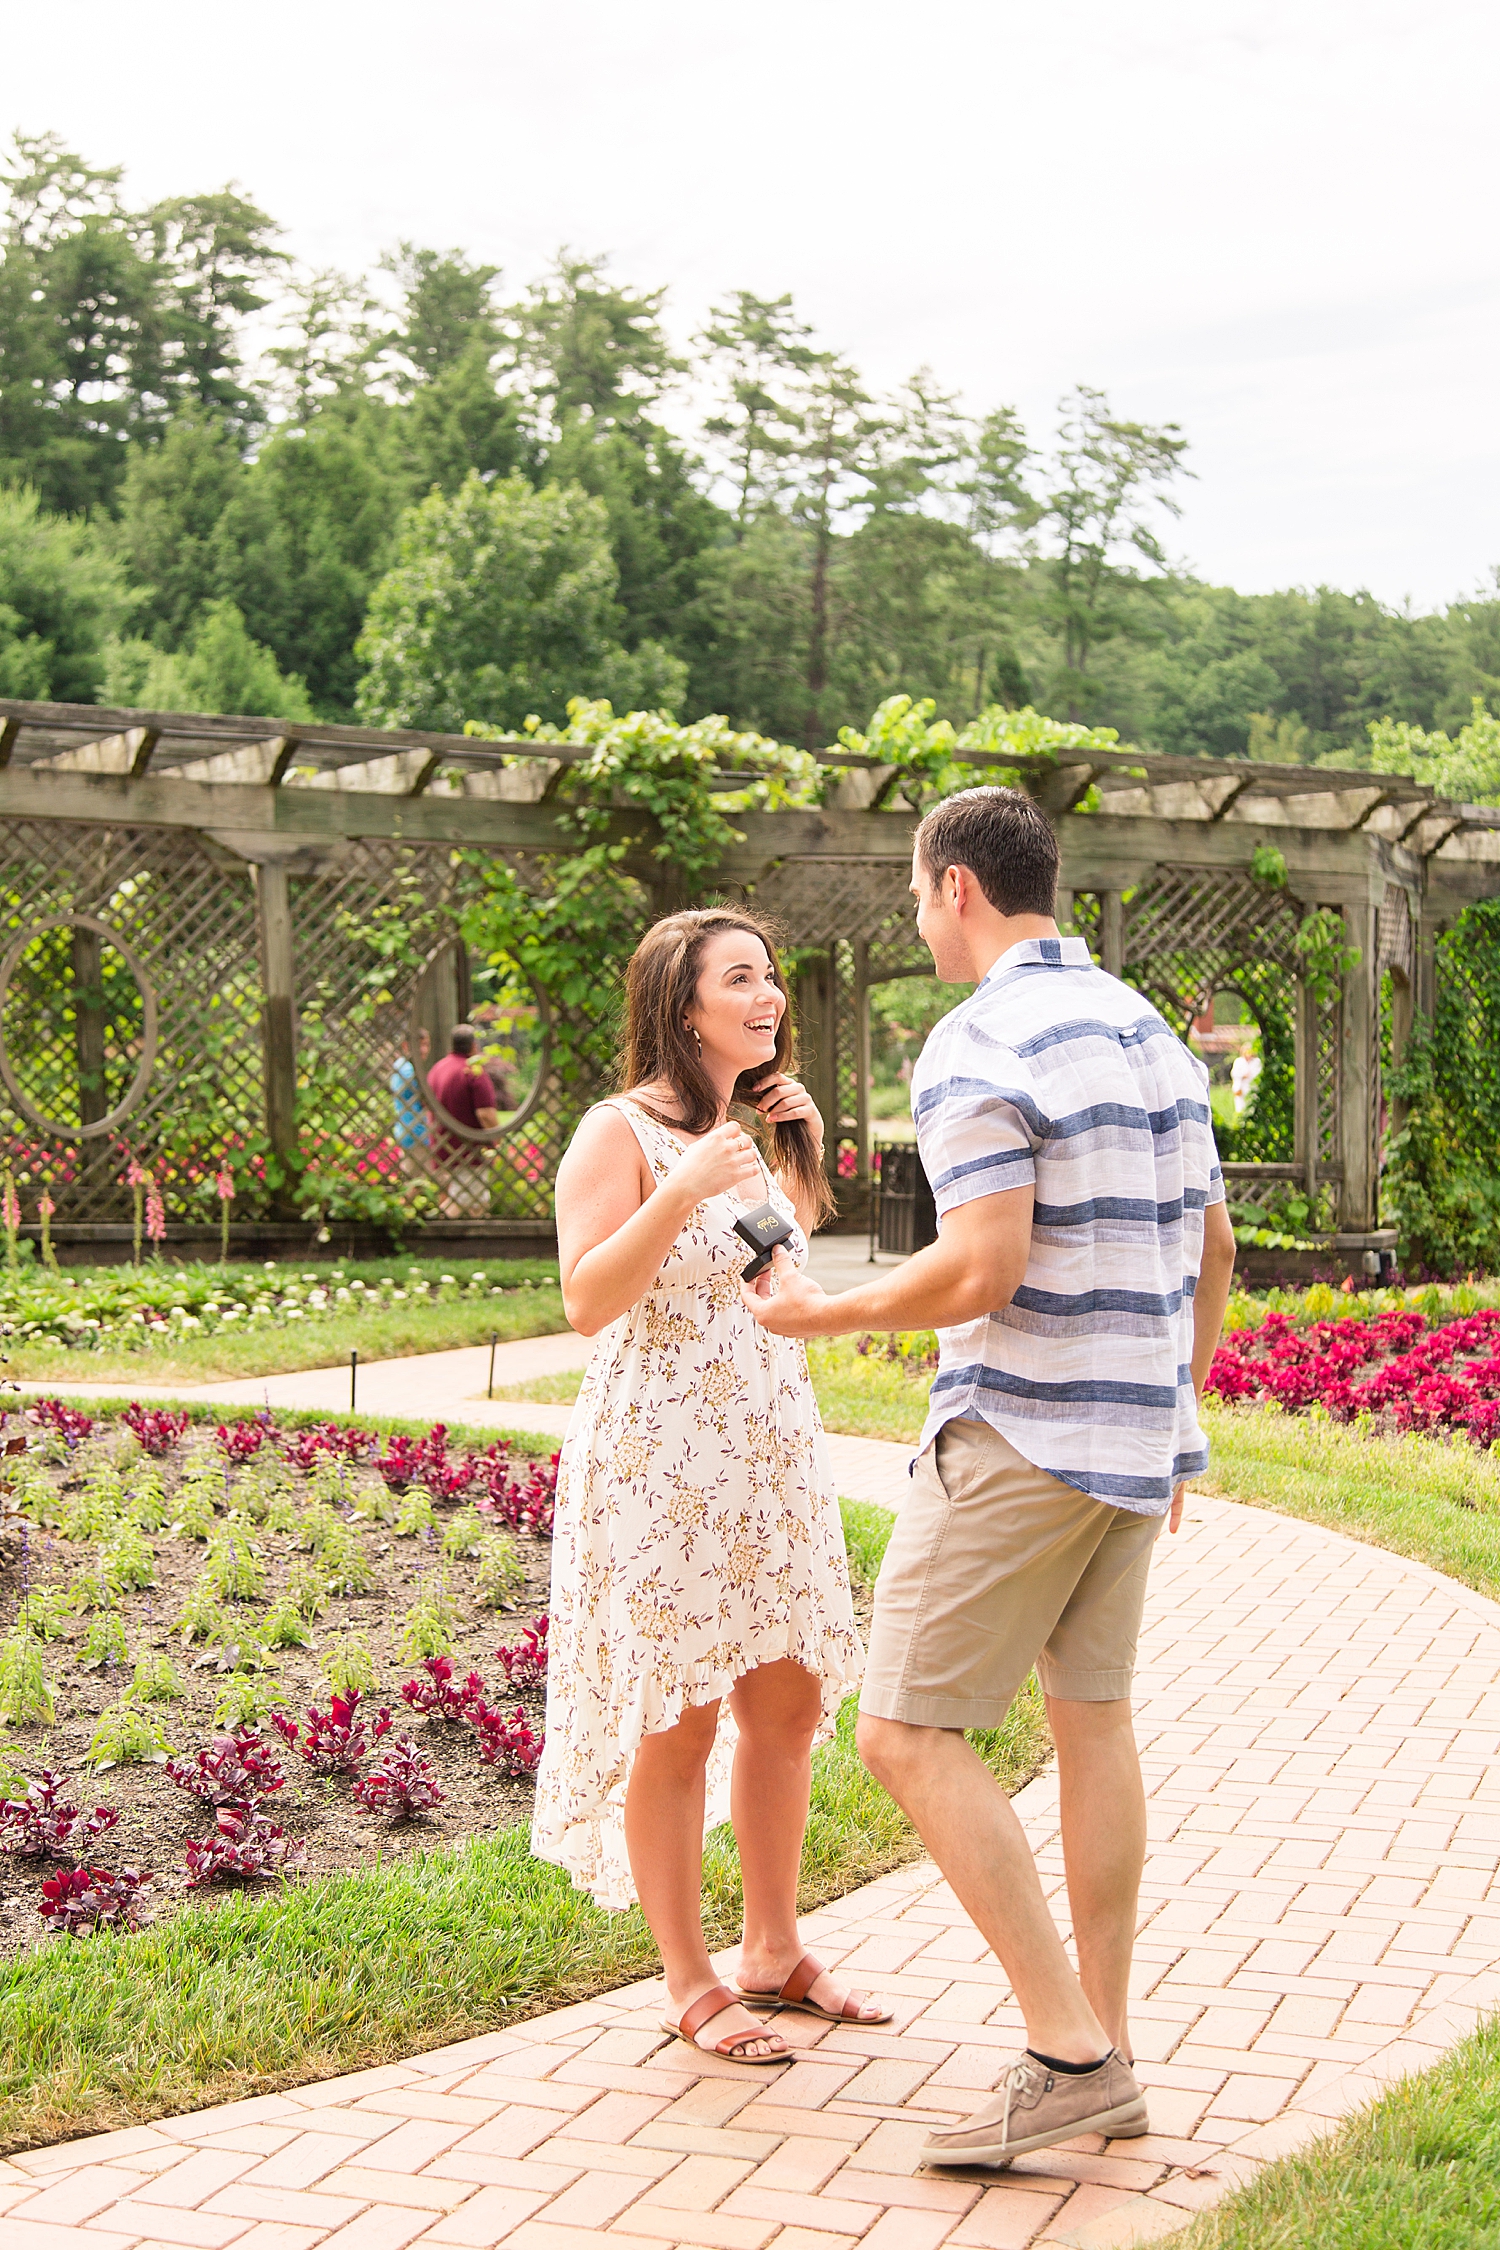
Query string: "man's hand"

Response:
xmin=740 ymin=1247 xmax=830 ymax=1335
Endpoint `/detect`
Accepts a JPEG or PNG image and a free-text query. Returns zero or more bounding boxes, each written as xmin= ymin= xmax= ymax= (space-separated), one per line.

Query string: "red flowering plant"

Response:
xmin=352 ymin=1735 xmax=446 ymax=1819
xmin=29 ymin=1397 xmax=94 ymax=1443
xmin=477 ymin=1454 xmax=557 ymax=1537
xmin=494 ymin=1614 xmax=549 ymax=1690
xmin=215 ymin=1419 xmax=267 ymax=1462
xmin=122 ymin=1404 xmax=191 ymax=1456
xmin=399 ymin=1654 xmax=486 ymax=1722
xmin=1207 ymin=1304 xmax=1500 ymax=1446
xmin=39 ymin=1864 xmax=151 ymax=1934
xmin=183 ymin=1806 xmax=304 ymax=1886
xmin=165 ymin=1729 xmax=286 ymax=1807
xmin=0 ymin=1771 xmax=120 ymax=1860
xmin=469 ymin=1700 xmax=544 ymax=1776
xmin=271 ymin=1691 xmax=392 ymax=1775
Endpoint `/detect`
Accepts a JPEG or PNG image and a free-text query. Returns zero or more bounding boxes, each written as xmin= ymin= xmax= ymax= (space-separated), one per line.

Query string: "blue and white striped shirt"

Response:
xmin=911 ymin=935 xmax=1224 ymax=1513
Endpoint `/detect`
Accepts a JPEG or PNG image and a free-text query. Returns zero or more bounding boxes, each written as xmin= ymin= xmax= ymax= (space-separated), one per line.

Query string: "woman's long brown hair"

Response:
xmin=619 ymin=907 xmax=836 ymax=1227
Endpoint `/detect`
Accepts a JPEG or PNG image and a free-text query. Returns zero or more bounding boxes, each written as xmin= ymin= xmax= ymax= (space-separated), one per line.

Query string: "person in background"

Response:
xmin=389 ymin=1027 xmax=430 ymax=1174
xmin=427 ymin=1023 xmax=499 ymax=1217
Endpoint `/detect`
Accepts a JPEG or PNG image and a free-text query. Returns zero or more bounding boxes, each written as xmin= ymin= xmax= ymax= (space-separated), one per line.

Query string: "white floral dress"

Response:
xmin=531 ymin=1097 xmax=863 ymax=1910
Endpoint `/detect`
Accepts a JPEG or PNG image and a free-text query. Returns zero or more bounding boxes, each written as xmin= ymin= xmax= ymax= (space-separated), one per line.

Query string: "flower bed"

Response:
xmin=0 ymin=1258 xmax=552 ymax=1358
xmin=1209 ymin=1299 xmax=1500 ymax=1443
xmin=0 ymin=1400 xmax=556 ymax=1951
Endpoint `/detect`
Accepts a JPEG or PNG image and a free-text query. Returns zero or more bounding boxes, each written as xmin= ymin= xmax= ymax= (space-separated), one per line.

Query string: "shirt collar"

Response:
xmin=978 ymin=934 xmax=1092 ymax=987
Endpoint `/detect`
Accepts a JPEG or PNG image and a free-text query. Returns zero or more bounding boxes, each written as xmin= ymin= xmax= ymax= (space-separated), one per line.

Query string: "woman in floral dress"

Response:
xmin=532 ymin=908 xmax=888 ymax=2064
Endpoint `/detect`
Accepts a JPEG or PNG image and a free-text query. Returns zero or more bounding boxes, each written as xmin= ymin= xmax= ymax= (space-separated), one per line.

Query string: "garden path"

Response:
xmin=8 ymin=1469 xmax=1500 ymax=2246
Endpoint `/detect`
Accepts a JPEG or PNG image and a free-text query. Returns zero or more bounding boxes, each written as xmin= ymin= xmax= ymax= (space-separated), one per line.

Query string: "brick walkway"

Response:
xmin=6 ymin=1480 xmax=1500 ymax=2249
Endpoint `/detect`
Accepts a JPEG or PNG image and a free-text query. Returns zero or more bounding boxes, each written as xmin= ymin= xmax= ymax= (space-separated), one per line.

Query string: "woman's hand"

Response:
xmin=668 ymin=1120 xmax=764 ymax=1211
xmin=748 ymin=1073 xmax=824 ymax=1152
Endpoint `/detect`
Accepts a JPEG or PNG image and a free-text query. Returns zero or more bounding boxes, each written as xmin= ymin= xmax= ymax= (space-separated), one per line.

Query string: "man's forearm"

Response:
xmin=1190 ymin=1242 xmax=1236 ymax=1394
xmin=799 ymin=1230 xmax=1011 ymax=1335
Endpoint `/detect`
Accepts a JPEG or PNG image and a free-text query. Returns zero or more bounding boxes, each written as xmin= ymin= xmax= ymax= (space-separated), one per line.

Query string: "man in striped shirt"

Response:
xmin=746 ymin=786 xmax=1236 ymax=2165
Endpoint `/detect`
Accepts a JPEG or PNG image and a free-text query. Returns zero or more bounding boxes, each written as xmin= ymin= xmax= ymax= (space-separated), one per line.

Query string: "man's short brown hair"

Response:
xmin=914 ymin=787 xmax=1060 ymax=919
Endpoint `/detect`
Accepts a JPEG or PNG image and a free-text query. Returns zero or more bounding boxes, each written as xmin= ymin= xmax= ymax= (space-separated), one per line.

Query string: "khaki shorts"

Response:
xmin=859 ymin=1417 xmax=1163 ymax=1731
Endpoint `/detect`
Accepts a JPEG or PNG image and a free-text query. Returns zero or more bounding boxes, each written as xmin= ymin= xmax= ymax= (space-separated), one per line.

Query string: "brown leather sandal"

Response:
xmin=661 ymin=1982 xmax=791 ymax=2064
xmin=734 ymin=1952 xmax=893 ymax=2025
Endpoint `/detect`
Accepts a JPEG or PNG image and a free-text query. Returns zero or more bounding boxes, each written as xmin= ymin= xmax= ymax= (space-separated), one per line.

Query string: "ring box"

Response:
xmin=734 ymin=1197 xmax=797 ymax=1280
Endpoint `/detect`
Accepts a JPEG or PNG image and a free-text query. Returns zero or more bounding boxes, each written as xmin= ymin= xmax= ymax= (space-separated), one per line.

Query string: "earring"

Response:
xmin=688 ymin=1025 xmax=703 ymax=1058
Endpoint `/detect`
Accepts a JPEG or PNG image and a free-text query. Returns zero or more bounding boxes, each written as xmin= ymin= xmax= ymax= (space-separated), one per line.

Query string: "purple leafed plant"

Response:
xmin=352 ymin=1735 xmax=446 ymax=1820
xmin=494 ymin=1614 xmax=549 ymax=1690
xmin=165 ymin=1728 xmax=287 ymax=1807
xmin=215 ymin=1419 xmax=266 ymax=1461
xmin=183 ymin=1805 xmax=305 ymax=1886
xmin=38 ymin=1863 xmax=151 ymax=1934
xmin=271 ymin=1690 xmax=392 ymax=1775
xmin=476 ymin=1455 xmax=557 ymax=1538
xmin=0 ymin=1771 xmax=120 ymax=1860
xmin=399 ymin=1654 xmax=485 ymax=1722
xmin=122 ymin=1404 xmax=190 ymax=1456
xmin=469 ymin=1700 xmax=545 ymax=1777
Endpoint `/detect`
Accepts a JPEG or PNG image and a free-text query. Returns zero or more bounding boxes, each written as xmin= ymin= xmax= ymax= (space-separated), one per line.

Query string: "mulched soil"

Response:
xmin=0 ymin=1410 xmax=555 ymax=1958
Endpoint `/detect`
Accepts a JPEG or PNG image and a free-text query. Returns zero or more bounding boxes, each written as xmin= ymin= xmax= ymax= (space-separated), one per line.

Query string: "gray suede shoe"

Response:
xmin=922 ymin=2050 xmax=1147 ymax=2167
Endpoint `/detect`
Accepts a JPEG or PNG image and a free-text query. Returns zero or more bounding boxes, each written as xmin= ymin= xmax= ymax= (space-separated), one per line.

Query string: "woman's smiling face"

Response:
xmin=686 ymin=928 xmax=786 ymax=1074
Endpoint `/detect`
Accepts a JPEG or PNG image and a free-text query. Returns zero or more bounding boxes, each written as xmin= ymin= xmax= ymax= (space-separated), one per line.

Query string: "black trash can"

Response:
xmin=872 ymin=1142 xmax=937 ymax=1256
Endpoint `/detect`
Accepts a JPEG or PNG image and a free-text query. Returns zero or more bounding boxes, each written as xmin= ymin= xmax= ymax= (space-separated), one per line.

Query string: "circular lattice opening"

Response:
xmin=0 ymin=915 xmax=158 ymax=1140
xmin=406 ymin=941 xmax=552 ymax=1147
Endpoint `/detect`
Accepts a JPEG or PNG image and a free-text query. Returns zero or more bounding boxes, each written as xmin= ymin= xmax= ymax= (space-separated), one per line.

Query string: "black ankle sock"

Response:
xmin=1027 ymin=2047 xmax=1112 ymax=2074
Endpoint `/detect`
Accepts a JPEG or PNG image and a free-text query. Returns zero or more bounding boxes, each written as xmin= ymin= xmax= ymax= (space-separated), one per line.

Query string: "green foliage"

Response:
xmin=262 ymin=1594 xmax=316 ymax=1650
xmin=99 ymin=1519 xmax=155 ymax=1595
xmin=126 ymin=1465 xmax=173 ymax=1532
xmin=173 ymin=1580 xmax=226 ymax=1645
xmin=1366 ymin=697 xmax=1500 ymax=804
xmin=1294 ymin=905 xmax=1362 ymax=1008
xmin=284 ymin=1560 xmax=331 ymax=1622
xmin=354 ymin=471 xmax=686 ymax=734
xmin=0 ymin=1625 xmax=56 ymax=1726
xmin=0 ymin=485 xmax=135 ymax=702
xmin=99 ymin=598 xmax=314 ymax=722
xmin=212 ymin=1675 xmax=286 ymax=1730
xmin=171 ymin=1480 xmax=219 ymax=1541
xmin=397 ymin=1577 xmax=460 ymax=1661
xmin=321 ymin=1630 xmax=377 ymax=1697
xmin=78 ymin=1608 xmax=131 ymax=1671
xmin=204 ymin=1519 xmax=265 ymax=1601
xmin=348 ymin=1480 xmax=395 ymax=1527
xmin=393 ymin=1485 xmax=438 ymax=1539
xmin=474 ymin=1531 xmax=525 ymax=1607
xmin=1249 ymin=841 xmax=1287 ymax=885
xmin=130 ymin=1651 xmax=185 ymax=1703
xmin=85 ymin=1698 xmax=172 ymax=1769
xmin=440 ymin=1505 xmax=485 ymax=1560
xmin=16 ymin=1585 xmax=72 ymax=1640
xmin=311 ymin=1519 xmax=374 ymax=1596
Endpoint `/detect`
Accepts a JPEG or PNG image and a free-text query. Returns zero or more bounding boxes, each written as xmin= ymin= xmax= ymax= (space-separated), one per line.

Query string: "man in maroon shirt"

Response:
xmin=427 ymin=1024 xmax=500 ymax=1215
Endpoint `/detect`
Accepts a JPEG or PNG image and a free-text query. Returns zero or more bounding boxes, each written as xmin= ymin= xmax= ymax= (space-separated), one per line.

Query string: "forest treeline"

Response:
xmin=3 ymin=130 xmax=1499 ymax=765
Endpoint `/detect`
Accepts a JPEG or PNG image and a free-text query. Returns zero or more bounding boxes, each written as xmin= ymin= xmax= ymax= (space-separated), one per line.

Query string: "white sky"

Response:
xmin=9 ymin=0 xmax=1499 ymax=609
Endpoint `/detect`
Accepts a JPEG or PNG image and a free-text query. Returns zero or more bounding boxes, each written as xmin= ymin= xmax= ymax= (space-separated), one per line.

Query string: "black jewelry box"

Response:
xmin=733 ymin=1197 xmax=797 ymax=1280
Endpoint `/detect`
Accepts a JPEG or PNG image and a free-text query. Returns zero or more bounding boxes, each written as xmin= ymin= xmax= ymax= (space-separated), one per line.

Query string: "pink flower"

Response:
xmin=37 ymin=1192 xmax=54 ymax=1221
xmin=124 ymin=1158 xmax=147 ymax=1190
xmin=215 ymin=1169 xmax=234 ymax=1203
xmin=2 ymin=1180 xmax=19 ymax=1235
xmin=145 ymin=1180 xmax=166 ymax=1243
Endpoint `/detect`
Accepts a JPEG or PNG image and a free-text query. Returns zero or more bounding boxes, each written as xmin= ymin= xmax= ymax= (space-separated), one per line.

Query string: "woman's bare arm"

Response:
xmin=556 ymin=1107 xmax=763 ymax=1336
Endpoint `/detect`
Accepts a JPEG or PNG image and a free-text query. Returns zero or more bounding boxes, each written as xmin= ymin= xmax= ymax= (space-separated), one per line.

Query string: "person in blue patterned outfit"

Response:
xmin=746 ymin=786 xmax=1237 ymax=2167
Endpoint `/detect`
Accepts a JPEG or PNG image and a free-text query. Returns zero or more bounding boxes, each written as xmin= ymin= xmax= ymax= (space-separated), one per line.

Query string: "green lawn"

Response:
xmin=0 ymin=1479 xmax=1048 ymax=2155
xmin=1173 ymin=2021 xmax=1500 ymax=2249
xmin=1 ymin=1257 xmax=564 ymax=1385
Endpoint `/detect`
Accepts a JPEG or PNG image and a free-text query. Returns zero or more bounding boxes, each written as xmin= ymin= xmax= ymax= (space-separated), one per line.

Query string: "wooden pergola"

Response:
xmin=2 ymin=695 xmax=1497 ymax=1258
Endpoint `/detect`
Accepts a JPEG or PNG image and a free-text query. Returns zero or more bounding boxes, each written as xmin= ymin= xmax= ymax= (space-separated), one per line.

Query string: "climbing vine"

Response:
xmin=1385 ymin=897 xmax=1500 ymax=1274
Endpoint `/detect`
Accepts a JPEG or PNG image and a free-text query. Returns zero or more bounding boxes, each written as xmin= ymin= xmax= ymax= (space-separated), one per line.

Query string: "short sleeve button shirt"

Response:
xmin=910 ymin=935 xmax=1225 ymax=1514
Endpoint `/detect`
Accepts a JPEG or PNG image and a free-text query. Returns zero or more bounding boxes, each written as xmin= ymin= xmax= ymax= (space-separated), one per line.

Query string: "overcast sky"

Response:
xmin=9 ymin=0 xmax=1498 ymax=609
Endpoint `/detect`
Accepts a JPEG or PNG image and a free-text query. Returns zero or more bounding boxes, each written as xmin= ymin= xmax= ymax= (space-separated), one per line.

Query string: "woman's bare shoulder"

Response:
xmin=566 ymin=1101 xmax=640 ymax=1157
